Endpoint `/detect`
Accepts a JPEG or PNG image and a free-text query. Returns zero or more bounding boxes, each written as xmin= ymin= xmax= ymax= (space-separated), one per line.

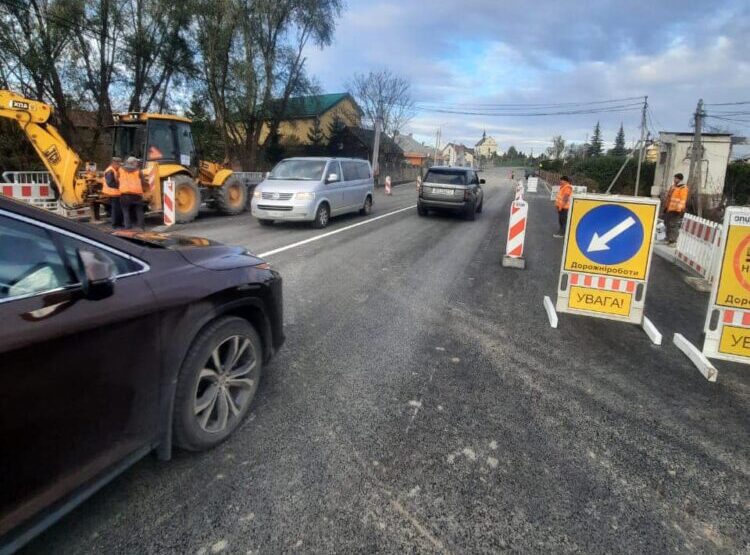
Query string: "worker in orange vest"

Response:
xmin=119 ymin=156 xmax=149 ymax=230
xmin=101 ymin=156 xmax=123 ymax=228
xmin=663 ymin=173 xmax=688 ymax=244
xmin=554 ymin=176 xmax=573 ymax=237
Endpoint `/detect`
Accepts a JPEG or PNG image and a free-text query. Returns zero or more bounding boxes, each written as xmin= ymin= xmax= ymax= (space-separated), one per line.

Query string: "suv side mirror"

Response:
xmin=480 ymin=178 xmax=486 ymax=184
xmin=326 ymin=173 xmax=339 ymax=183
xmin=77 ymin=248 xmax=116 ymax=300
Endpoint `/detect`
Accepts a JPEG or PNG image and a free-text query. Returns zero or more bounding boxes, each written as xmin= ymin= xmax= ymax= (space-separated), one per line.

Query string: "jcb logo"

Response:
xmin=10 ymin=100 xmax=30 ymax=110
xmin=44 ymin=145 xmax=61 ymax=165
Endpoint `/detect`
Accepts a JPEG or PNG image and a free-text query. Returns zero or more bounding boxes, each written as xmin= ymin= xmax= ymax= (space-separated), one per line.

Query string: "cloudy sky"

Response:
xmin=304 ymin=0 xmax=750 ymax=155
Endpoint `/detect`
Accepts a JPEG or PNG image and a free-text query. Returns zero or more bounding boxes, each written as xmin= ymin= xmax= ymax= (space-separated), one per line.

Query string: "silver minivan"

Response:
xmin=251 ymin=157 xmax=375 ymax=228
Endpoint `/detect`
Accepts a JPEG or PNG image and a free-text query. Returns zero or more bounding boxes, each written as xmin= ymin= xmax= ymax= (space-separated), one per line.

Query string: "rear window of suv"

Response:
xmin=424 ymin=169 xmax=466 ymax=185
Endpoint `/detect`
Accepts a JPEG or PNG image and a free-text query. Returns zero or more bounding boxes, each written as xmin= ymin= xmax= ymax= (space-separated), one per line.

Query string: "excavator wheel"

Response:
xmin=216 ymin=176 xmax=247 ymax=216
xmin=173 ymin=175 xmax=201 ymax=223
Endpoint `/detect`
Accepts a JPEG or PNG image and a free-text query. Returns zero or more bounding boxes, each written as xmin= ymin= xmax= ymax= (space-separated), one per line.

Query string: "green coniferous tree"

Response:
xmin=588 ymin=121 xmax=603 ymax=157
xmin=611 ymin=123 xmax=626 ymax=156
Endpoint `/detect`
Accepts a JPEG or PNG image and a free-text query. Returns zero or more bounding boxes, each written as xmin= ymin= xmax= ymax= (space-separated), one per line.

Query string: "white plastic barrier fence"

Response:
xmin=549 ymin=184 xmax=587 ymax=201
xmin=527 ymin=177 xmax=539 ymax=193
xmin=2 ymin=170 xmax=53 ymax=185
xmin=674 ymin=214 xmax=722 ymax=283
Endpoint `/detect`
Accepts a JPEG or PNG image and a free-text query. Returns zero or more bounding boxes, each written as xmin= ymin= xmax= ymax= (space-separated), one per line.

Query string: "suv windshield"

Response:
xmin=269 ymin=160 xmax=327 ymax=181
xmin=424 ymin=169 xmax=467 ymax=185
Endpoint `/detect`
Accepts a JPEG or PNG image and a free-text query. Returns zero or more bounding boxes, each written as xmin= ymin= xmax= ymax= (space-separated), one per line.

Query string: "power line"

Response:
xmin=415 ymin=104 xmax=642 ymax=118
xmin=704 ymin=100 xmax=750 ymax=107
xmin=415 ymin=95 xmax=644 ymax=110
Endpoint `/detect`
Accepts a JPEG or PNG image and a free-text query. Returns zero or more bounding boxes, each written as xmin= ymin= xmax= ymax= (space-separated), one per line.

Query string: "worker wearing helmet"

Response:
xmin=554 ymin=176 xmax=573 ymax=238
xmin=119 ymin=156 xmax=148 ymax=230
xmin=102 ymin=157 xmax=123 ymax=228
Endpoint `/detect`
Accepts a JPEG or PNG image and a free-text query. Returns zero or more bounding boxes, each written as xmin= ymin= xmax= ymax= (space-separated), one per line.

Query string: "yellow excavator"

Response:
xmin=0 ymin=89 xmax=247 ymax=222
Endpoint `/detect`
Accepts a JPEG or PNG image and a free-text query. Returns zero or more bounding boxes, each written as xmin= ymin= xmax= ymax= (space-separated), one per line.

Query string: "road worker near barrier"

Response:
xmin=119 ymin=156 xmax=148 ymax=230
xmin=553 ymin=176 xmax=573 ymax=238
xmin=102 ymin=157 xmax=123 ymax=228
xmin=663 ymin=173 xmax=688 ymax=244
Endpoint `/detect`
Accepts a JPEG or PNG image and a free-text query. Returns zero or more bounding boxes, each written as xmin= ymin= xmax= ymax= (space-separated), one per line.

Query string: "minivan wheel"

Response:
xmin=173 ymin=317 xmax=262 ymax=451
xmin=417 ymin=203 xmax=428 ymax=217
xmin=359 ymin=196 xmax=372 ymax=216
xmin=258 ymin=219 xmax=274 ymax=226
xmin=476 ymin=199 xmax=483 ymax=213
xmin=313 ymin=203 xmax=330 ymax=228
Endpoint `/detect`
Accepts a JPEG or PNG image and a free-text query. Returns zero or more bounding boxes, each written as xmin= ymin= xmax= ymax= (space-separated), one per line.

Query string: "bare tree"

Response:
xmin=70 ymin=0 xmax=125 ymax=156
xmin=0 ymin=0 xmax=83 ymax=143
xmin=347 ymin=70 xmax=415 ymax=135
xmin=121 ymin=0 xmax=195 ymax=112
xmin=547 ymin=135 xmax=566 ymax=159
xmin=195 ymin=0 xmax=342 ymax=166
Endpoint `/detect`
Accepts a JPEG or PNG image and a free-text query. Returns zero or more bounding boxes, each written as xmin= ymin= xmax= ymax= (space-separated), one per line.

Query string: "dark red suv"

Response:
xmin=0 ymin=196 xmax=284 ymax=553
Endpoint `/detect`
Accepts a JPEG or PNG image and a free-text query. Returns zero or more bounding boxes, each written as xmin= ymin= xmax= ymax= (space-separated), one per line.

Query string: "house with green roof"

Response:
xmin=259 ymin=92 xmax=363 ymax=146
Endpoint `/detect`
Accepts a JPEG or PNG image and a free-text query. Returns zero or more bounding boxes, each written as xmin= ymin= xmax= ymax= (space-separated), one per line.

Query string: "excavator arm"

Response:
xmin=0 ymin=90 xmax=88 ymax=207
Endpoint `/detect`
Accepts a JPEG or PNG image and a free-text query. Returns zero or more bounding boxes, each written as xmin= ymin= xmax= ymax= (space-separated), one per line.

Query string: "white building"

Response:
xmin=651 ymin=132 xmax=733 ymax=203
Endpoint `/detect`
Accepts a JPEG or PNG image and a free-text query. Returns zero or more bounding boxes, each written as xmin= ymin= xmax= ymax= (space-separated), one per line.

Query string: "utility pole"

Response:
xmin=634 ymin=95 xmax=648 ymax=197
xmin=687 ymin=99 xmax=704 ymax=216
xmin=433 ymin=127 xmax=441 ymax=165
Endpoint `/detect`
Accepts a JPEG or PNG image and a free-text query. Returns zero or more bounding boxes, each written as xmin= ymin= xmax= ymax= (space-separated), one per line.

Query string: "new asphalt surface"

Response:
xmin=22 ymin=169 xmax=749 ymax=554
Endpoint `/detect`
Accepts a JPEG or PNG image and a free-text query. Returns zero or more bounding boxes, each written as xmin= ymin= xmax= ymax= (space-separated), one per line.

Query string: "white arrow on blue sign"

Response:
xmin=575 ymin=205 xmax=644 ymax=265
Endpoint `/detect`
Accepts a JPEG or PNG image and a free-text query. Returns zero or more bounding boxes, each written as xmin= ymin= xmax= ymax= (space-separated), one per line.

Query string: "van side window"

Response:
xmin=340 ymin=161 xmax=357 ymax=181
xmin=327 ymin=161 xmax=342 ymax=181
xmin=357 ymin=162 xmax=371 ymax=179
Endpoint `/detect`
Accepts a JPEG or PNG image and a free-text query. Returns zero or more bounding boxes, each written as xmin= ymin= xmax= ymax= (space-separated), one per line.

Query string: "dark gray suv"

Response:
xmin=417 ymin=167 xmax=484 ymax=220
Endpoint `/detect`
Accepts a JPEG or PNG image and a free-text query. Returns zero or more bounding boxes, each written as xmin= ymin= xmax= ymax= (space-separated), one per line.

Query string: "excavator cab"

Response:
xmin=112 ymin=113 xmax=198 ymax=172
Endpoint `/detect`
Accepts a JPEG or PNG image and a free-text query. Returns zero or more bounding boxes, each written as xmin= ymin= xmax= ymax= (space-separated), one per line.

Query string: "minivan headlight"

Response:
xmin=253 ymin=190 xmax=261 ymax=198
xmin=296 ymin=192 xmax=314 ymax=201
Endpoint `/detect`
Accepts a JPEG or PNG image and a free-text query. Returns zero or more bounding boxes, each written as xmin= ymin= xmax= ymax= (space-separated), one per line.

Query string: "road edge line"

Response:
xmin=258 ymin=204 xmax=416 ymax=258
xmin=673 ymin=333 xmax=718 ymax=382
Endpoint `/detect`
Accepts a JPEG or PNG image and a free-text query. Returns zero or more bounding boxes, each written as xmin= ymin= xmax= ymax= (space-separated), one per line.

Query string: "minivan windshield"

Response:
xmin=424 ymin=169 xmax=467 ymax=185
xmin=269 ymin=160 xmax=327 ymax=181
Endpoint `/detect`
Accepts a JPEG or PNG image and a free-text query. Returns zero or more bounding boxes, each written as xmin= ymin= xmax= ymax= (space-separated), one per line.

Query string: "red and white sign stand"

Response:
xmin=515 ymin=180 xmax=524 ymax=200
xmin=384 ymin=175 xmax=392 ymax=195
xmin=502 ymin=199 xmax=527 ymax=269
xmin=163 ymin=177 xmax=175 ymax=227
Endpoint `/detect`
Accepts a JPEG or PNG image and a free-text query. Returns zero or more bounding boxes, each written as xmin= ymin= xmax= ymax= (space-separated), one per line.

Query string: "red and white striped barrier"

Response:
xmin=568 ymin=272 xmax=637 ymax=293
xmin=515 ymin=180 xmax=524 ymax=200
xmin=503 ymin=199 xmax=527 ymax=269
xmin=1 ymin=182 xmax=55 ymax=200
xmin=674 ymin=214 xmax=722 ymax=283
xmin=721 ymin=309 xmax=750 ymax=327
xmin=385 ymin=175 xmax=392 ymax=195
xmin=163 ymin=178 xmax=176 ymax=226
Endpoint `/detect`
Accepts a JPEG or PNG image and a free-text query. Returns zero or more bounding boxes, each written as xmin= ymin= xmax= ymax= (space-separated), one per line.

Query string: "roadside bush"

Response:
xmin=725 ymin=161 xmax=750 ymax=206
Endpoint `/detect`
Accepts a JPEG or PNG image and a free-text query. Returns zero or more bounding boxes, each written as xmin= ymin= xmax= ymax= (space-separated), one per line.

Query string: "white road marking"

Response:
xmin=258 ymin=204 xmax=417 ymax=258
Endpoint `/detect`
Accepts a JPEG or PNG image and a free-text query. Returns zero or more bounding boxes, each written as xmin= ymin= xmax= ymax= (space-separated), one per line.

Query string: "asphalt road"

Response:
xmin=23 ymin=169 xmax=749 ymax=554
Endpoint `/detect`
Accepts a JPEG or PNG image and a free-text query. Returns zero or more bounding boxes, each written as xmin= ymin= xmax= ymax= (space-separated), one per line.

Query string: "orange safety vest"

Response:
xmin=666 ymin=184 xmax=688 ymax=213
xmin=556 ymin=182 xmax=573 ymax=211
xmin=148 ymin=145 xmax=163 ymax=160
xmin=119 ymin=168 xmax=144 ymax=195
xmin=101 ymin=165 xmax=120 ymax=197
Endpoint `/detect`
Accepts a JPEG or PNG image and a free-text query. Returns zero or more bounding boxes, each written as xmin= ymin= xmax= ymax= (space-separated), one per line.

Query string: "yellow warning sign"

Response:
xmin=715 ymin=220 xmax=750 ymax=309
xmin=563 ymin=198 xmax=658 ymax=281
xmin=568 ymin=286 xmax=632 ymax=316
xmin=718 ymin=325 xmax=750 ymax=357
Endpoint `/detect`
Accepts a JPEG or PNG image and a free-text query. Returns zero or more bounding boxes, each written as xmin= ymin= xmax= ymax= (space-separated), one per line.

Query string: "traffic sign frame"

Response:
xmin=556 ymin=193 xmax=660 ymax=324
xmin=703 ymin=206 xmax=750 ymax=364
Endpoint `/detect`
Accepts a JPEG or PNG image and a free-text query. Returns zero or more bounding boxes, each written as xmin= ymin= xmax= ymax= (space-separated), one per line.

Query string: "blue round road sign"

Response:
xmin=575 ymin=204 xmax=644 ymax=265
